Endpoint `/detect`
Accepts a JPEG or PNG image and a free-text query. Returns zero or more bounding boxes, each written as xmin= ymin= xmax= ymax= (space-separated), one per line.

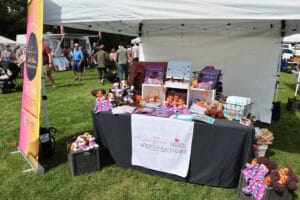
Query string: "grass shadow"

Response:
xmin=263 ymin=101 xmax=300 ymax=154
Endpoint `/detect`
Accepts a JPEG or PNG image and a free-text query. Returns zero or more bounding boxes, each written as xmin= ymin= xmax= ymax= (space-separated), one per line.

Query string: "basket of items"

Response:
xmin=223 ymin=96 xmax=253 ymax=120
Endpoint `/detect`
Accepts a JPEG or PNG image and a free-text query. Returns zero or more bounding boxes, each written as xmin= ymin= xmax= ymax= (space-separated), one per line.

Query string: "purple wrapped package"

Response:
xmin=144 ymin=66 xmax=165 ymax=84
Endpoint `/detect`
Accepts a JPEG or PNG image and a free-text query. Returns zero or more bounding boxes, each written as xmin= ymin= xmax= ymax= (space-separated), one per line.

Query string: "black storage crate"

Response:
xmin=237 ymin=173 xmax=294 ymax=200
xmin=68 ymin=146 xmax=100 ymax=176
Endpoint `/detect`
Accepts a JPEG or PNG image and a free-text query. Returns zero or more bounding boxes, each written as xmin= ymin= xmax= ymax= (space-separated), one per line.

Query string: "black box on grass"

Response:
xmin=237 ymin=173 xmax=294 ymax=200
xmin=67 ymin=146 xmax=100 ymax=176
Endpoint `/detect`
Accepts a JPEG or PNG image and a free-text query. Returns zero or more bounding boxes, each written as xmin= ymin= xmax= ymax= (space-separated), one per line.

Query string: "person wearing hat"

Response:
xmin=0 ymin=43 xmax=13 ymax=63
xmin=93 ymin=44 xmax=109 ymax=85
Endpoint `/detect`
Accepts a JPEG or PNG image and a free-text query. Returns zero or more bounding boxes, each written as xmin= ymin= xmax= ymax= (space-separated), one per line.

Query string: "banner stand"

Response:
xmin=10 ymin=147 xmax=44 ymax=174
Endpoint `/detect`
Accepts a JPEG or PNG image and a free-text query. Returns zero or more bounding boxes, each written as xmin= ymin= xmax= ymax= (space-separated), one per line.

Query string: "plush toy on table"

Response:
xmin=164 ymin=95 xmax=174 ymax=107
xmin=172 ymin=95 xmax=179 ymax=107
xmin=205 ymin=100 xmax=224 ymax=119
xmin=176 ymin=98 xmax=189 ymax=114
xmin=110 ymin=80 xmax=136 ymax=105
xmin=91 ymin=88 xmax=113 ymax=113
xmin=190 ymin=79 xmax=198 ymax=88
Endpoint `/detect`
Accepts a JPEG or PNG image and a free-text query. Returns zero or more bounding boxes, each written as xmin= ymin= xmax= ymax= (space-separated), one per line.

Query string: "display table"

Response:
xmin=92 ymin=111 xmax=254 ymax=188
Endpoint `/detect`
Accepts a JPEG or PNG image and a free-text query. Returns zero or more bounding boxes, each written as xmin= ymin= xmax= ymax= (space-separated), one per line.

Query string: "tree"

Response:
xmin=0 ymin=0 xmax=27 ymax=40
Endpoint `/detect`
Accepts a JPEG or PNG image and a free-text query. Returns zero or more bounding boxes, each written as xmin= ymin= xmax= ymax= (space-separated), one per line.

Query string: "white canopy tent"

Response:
xmin=44 ymin=0 xmax=300 ymax=123
xmin=283 ymin=34 xmax=300 ymax=43
xmin=0 ymin=35 xmax=16 ymax=45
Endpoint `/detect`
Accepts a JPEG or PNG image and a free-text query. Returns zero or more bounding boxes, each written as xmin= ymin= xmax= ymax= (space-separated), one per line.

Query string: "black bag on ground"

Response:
xmin=286 ymin=97 xmax=300 ymax=112
xmin=39 ymin=127 xmax=56 ymax=158
xmin=271 ymin=101 xmax=281 ymax=120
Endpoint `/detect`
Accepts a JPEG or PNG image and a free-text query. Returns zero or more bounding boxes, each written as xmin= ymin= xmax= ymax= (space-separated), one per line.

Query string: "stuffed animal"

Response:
xmin=69 ymin=133 xmax=98 ymax=152
xmin=205 ymin=100 xmax=224 ymax=118
xmin=247 ymin=157 xmax=299 ymax=193
xmin=107 ymin=92 xmax=117 ymax=107
xmin=256 ymin=128 xmax=274 ymax=145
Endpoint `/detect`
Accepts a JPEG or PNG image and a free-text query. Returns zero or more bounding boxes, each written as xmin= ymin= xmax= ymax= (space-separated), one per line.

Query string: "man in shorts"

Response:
xmin=72 ymin=43 xmax=84 ymax=81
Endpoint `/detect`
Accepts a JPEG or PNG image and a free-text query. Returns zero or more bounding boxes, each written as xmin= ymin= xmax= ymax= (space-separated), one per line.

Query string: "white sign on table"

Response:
xmin=131 ymin=114 xmax=194 ymax=177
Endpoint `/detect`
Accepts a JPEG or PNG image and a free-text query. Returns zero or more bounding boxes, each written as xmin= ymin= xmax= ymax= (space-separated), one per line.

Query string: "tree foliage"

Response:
xmin=0 ymin=0 xmax=27 ymax=40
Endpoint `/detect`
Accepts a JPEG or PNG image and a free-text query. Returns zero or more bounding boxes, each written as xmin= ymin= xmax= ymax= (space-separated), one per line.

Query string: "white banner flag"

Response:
xmin=131 ymin=114 xmax=194 ymax=177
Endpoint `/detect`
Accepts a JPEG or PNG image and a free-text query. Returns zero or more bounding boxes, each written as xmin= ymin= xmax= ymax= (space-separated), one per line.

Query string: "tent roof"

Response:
xmin=283 ymin=34 xmax=300 ymax=43
xmin=44 ymin=0 xmax=300 ymax=36
xmin=0 ymin=35 xmax=16 ymax=44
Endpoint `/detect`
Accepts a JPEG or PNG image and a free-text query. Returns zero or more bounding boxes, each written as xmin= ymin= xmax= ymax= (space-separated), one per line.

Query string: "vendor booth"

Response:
xmin=42 ymin=0 xmax=300 ymax=190
xmin=44 ymin=0 xmax=300 ymax=123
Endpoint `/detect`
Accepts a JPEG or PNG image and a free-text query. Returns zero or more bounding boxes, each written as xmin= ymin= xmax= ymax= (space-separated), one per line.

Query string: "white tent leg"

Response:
xmin=41 ymin=65 xmax=49 ymax=129
xmin=295 ymin=72 xmax=300 ymax=97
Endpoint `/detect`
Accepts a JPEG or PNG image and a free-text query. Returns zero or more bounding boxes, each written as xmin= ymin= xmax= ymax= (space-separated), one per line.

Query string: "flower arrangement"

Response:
xmin=241 ymin=157 xmax=298 ymax=200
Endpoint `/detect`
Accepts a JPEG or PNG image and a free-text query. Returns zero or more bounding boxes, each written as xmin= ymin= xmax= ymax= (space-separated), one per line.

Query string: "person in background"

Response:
xmin=132 ymin=42 xmax=139 ymax=61
xmin=42 ymin=44 xmax=56 ymax=88
xmin=80 ymin=47 xmax=90 ymax=71
xmin=93 ymin=45 xmax=109 ymax=85
xmin=16 ymin=47 xmax=26 ymax=77
xmin=14 ymin=45 xmax=23 ymax=61
xmin=116 ymin=44 xmax=129 ymax=81
xmin=71 ymin=43 xmax=84 ymax=81
xmin=126 ymin=44 xmax=133 ymax=64
xmin=0 ymin=43 xmax=14 ymax=63
xmin=109 ymin=48 xmax=117 ymax=62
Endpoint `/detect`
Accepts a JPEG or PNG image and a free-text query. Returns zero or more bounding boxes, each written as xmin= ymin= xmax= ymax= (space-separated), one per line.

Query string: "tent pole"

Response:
xmin=295 ymin=72 xmax=300 ymax=97
xmin=41 ymin=65 xmax=49 ymax=129
xmin=273 ymin=20 xmax=286 ymax=102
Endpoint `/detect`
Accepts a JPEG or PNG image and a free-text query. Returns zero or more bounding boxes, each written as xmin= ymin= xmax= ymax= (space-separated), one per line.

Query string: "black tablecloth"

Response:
xmin=92 ymin=111 xmax=254 ymax=188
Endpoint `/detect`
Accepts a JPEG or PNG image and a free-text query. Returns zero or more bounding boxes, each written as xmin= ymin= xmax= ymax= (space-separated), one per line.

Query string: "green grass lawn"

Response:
xmin=0 ymin=69 xmax=299 ymax=200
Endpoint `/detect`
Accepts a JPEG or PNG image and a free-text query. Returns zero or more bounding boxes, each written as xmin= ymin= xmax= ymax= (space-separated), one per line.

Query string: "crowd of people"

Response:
xmin=0 ymin=43 xmax=25 ymax=82
xmin=0 ymin=40 xmax=140 ymax=88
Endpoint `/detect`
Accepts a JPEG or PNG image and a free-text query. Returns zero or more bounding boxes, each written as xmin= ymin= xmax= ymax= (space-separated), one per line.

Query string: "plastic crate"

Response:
xmin=67 ymin=146 xmax=100 ymax=176
xmin=237 ymin=173 xmax=294 ymax=200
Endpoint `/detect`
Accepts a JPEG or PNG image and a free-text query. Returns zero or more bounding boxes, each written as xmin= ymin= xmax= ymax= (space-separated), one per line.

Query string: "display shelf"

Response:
xmin=188 ymin=88 xmax=216 ymax=105
xmin=141 ymin=84 xmax=165 ymax=105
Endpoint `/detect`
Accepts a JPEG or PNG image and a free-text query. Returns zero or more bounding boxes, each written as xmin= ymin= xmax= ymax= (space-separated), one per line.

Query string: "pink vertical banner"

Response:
xmin=18 ymin=0 xmax=44 ymax=169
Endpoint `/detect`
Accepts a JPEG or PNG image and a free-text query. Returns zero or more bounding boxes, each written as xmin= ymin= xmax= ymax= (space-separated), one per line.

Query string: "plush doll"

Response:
xmin=91 ymin=88 xmax=113 ymax=112
xmin=91 ymin=88 xmax=106 ymax=99
xmin=165 ymin=95 xmax=174 ymax=107
xmin=249 ymin=157 xmax=299 ymax=193
xmin=176 ymin=98 xmax=189 ymax=114
xmin=190 ymin=79 xmax=198 ymax=88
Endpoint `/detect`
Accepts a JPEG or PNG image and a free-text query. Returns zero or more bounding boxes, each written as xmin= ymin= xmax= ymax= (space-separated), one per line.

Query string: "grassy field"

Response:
xmin=0 ymin=68 xmax=299 ymax=200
